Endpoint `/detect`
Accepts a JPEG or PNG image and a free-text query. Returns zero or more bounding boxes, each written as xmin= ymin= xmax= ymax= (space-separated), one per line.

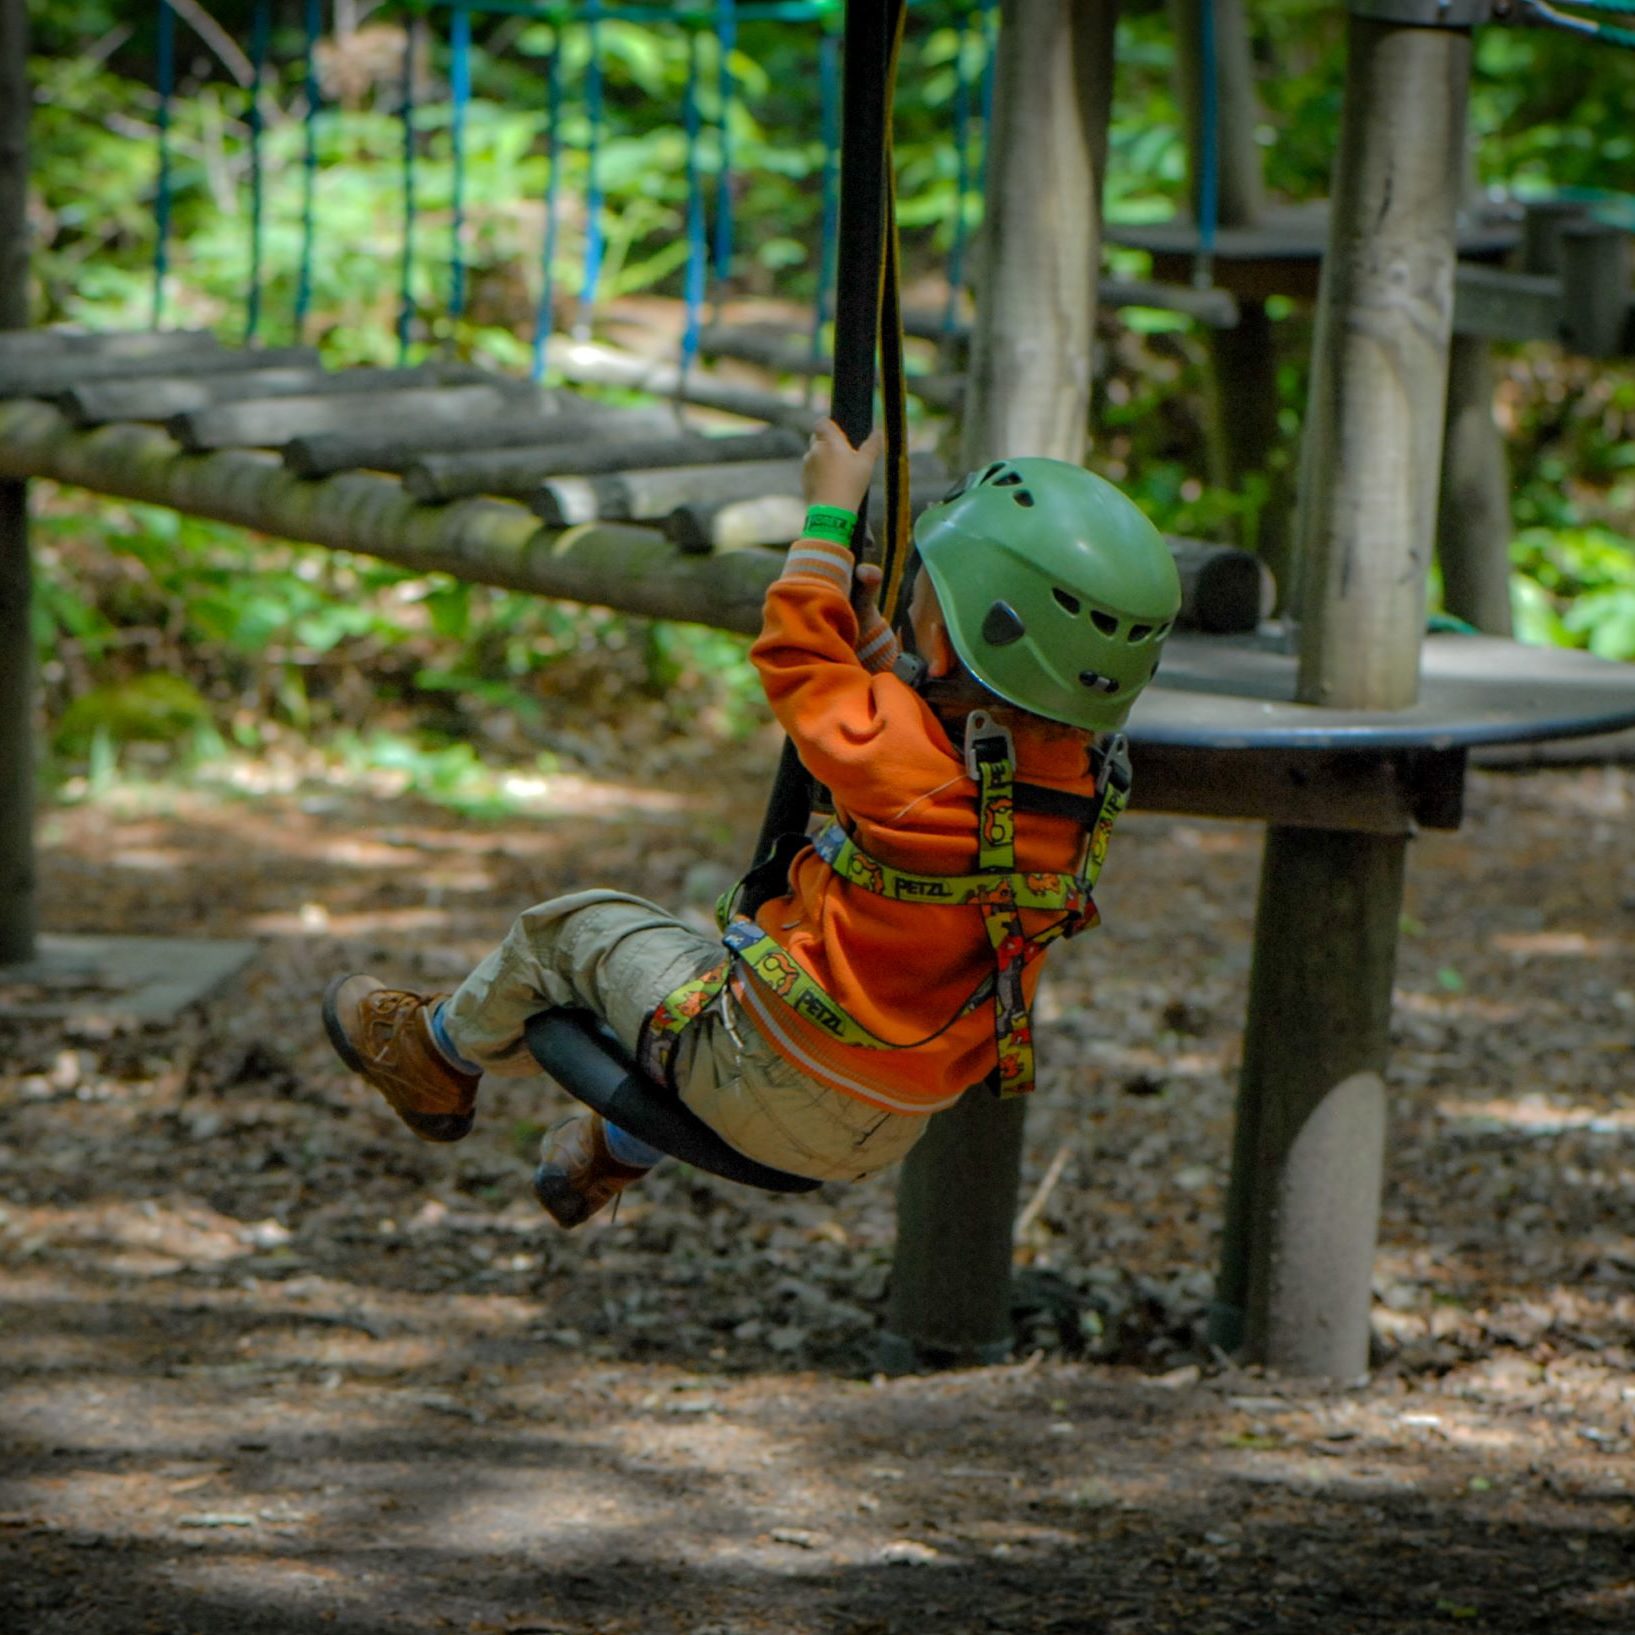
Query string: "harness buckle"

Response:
xmin=1098 ymin=732 xmax=1131 ymax=794
xmin=963 ymin=710 xmax=1015 ymax=782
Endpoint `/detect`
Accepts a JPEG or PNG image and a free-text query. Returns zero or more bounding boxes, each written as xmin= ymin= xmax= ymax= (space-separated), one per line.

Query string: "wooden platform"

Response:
xmin=1125 ymin=630 xmax=1635 ymax=833
xmin=0 ymin=934 xmax=258 ymax=1023
xmin=1105 ymin=204 xmax=1520 ymax=302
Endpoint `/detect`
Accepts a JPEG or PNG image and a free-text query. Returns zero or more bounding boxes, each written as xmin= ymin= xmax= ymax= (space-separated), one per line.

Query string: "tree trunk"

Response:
xmin=0 ymin=0 xmax=34 ymax=965
xmin=1215 ymin=15 xmax=1471 ymax=1379
xmin=404 ymin=427 xmax=805 ymax=504
xmin=956 ymin=0 xmax=1112 ymax=464
xmin=0 ymin=477 xmax=31 ymax=966
xmin=884 ymin=0 xmax=1116 ymax=1370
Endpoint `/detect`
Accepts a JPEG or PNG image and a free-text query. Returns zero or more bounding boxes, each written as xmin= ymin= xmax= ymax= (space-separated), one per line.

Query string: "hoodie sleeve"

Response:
xmin=750 ymin=538 xmax=955 ymax=822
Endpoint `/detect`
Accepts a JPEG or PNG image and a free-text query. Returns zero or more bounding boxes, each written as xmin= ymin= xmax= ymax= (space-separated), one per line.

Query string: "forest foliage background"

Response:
xmin=17 ymin=0 xmax=1635 ymax=802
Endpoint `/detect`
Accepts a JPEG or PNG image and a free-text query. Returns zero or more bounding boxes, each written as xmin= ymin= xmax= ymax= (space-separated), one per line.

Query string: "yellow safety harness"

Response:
xmin=639 ymin=716 xmax=1131 ymax=1100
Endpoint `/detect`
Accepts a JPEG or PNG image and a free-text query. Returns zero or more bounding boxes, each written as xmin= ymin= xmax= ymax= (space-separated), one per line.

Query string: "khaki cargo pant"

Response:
xmin=441 ymin=890 xmax=929 ymax=1182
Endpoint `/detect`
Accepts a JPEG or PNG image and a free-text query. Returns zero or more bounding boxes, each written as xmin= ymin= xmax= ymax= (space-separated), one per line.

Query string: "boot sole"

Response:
xmin=322 ymin=973 xmax=474 ymax=1143
xmin=531 ymin=1164 xmax=593 ymax=1229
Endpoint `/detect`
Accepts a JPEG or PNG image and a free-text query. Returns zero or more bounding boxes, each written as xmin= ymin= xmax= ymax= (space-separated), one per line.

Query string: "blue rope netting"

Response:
xmin=154 ymin=0 xmax=1635 ymax=371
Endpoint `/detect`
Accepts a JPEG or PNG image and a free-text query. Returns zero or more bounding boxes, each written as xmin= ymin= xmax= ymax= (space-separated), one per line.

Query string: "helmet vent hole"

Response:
xmin=1128 ymin=623 xmax=1153 ymax=643
xmin=1155 ymin=620 xmax=1173 ymax=640
xmin=1091 ymin=609 xmax=1119 ymax=636
xmin=993 ymin=470 xmax=1024 ymax=487
xmin=982 ymin=462 xmax=1006 ymax=483
xmin=981 ymin=600 xmax=1027 ymax=647
xmin=1052 ymin=588 xmax=1081 ymax=615
xmin=1012 ymin=489 xmax=1035 ymax=507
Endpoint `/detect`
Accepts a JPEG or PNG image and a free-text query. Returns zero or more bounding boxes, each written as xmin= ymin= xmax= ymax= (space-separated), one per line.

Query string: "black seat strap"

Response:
xmin=525 ymin=1011 xmax=821 ymax=1194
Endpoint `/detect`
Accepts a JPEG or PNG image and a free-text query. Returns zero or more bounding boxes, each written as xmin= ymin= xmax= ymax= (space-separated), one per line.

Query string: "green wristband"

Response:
xmin=803 ymin=504 xmax=858 ymax=547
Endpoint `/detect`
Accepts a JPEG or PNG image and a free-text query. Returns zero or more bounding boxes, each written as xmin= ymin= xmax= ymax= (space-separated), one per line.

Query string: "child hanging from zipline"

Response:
xmin=323 ymin=420 xmax=1181 ymax=1226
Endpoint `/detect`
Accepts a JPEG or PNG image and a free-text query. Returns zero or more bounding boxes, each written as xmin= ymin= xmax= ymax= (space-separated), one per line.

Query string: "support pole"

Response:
xmin=0 ymin=0 xmax=35 ymax=965
xmin=883 ymin=0 xmax=1116 ymax=1369
xmin=1214 ymin=13 xmax=1471 ymax=1377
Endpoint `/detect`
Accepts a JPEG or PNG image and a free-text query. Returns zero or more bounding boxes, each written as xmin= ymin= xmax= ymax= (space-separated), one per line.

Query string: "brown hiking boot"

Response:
xmin=322 ymin=974 xmax=479 ymax=1143
xmin=531 ymin=1114 xmax=651 ymax=1228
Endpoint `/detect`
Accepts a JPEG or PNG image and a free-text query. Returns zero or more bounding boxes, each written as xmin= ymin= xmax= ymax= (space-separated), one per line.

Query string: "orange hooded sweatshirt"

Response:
xmin=740 ymin=535 xmax=1106 ymax=1114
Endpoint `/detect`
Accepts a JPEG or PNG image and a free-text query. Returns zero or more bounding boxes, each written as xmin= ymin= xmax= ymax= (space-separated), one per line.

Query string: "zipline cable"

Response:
xmin=1519 ymin=0 xmax=1635 ymax=44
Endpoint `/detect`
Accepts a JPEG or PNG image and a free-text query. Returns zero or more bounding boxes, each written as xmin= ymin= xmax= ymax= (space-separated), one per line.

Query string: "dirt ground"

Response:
xmin=2 ymin=737 xmax=1633 ymax=1635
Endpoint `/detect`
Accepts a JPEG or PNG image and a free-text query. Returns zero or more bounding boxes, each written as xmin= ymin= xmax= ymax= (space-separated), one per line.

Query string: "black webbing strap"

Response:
xmin=744 ymin=0 xmax=908 ymax=907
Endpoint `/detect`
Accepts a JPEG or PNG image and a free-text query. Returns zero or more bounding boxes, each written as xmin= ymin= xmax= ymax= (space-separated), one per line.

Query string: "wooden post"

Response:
xmin=882 ymin=0 xmax=1116 ymax=1369
xmin=1216 ymin=13 xmax=1472 ymax=1377
xmin=1292 ymin=20 xmax=1469 ymax=709
xmin=0 ymin=0 xmax=35 ymax=965
xmin=1166 ymin=0 xmax=1291 ymax=596
xmin=1436 ymin=333 xmax=1513 ymax=635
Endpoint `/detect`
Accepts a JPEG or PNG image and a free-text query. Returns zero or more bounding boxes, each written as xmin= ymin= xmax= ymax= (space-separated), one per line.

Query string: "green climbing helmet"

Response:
xmin=912 ymin=458 xmax=1182 ymax=733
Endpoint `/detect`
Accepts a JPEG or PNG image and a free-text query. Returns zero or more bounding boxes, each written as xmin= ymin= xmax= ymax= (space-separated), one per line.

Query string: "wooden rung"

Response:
xmin=535 ymin=451 xmax=950 ymax=530
xmin=404 ymin=425 xmax=805 ymax=504
xmin=664 ymin=480 xmax=942 ymax=554
xmin=0 ymin=328 xmax=221 ymax=364
xmin=281 ymin=398 xmax=654 ymax=478
xmin=696 ymin=325 xmax=829 ymax=377
xmin=170 ymin=381 xmax=548 ymax=452
xmin=551 ymin=337 xmax=816 ymax=430
xmin=0 ymin=345 xmax=319 ymax=399
xmin=60 ymin=364 xmax=489 ymax=428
